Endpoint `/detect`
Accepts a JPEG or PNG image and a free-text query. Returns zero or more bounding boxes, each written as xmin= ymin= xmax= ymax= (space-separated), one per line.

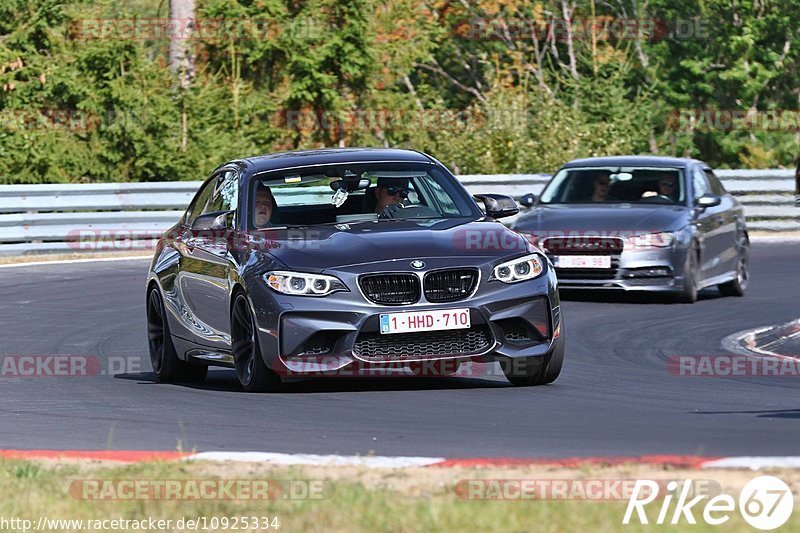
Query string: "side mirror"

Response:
xmin=518 ymin=193 xmax=538 ymax=208
xmin=695 ymin=194 xmax=721 ymax=209
xmin=191 ymin=210 xmax=234 ymax=231
xmin=473 ymin=194 xmax=519 ymax=219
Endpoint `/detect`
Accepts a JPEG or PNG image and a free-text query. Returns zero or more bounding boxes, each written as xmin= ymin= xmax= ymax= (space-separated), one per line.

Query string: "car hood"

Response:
xmin=253 ymin=219 xmax=530 ymax=271
xmin=513 ymin=204 xmax=691 ymax=234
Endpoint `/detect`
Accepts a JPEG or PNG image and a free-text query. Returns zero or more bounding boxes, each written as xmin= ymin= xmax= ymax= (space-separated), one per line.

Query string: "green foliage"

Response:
xmin=0 ymin=0 xmax=797 ymax=182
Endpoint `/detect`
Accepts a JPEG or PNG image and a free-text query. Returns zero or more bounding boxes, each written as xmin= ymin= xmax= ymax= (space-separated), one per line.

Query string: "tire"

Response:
xmin=231 ymin=292 xmax=282 ymax=392
xmin=718 ymin=235 xmax=749 ymax=297
xmin=147 ymin=287 xmax=208 ymax=383
xmin=501 ymin=337 xmax=564 ymax=387
xmin=676 ymin=245 xmax=699 ymax=303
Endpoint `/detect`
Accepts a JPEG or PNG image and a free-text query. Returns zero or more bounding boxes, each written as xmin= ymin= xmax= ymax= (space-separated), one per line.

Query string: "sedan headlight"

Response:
xmin=492 ymin=253 xmax=546 ymax=283
xmin=264 ymin=271 xmax=347 ymax=296
xmin=625 ymin=231 xmax=674 ymax=250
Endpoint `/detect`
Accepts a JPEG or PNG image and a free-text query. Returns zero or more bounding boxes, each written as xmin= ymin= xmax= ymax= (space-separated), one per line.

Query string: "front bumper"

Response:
xmin=246 ymin=259 xmax=562 ymax=376
xmin=551 ymin=246 xmax=690 ymax=291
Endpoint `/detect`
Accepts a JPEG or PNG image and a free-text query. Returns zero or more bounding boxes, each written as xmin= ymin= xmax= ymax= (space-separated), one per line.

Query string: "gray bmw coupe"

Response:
xmin=146 ymin=148 xmax=564 ymax=391
xmin=513 ymin=156 xmax=750 ymax=302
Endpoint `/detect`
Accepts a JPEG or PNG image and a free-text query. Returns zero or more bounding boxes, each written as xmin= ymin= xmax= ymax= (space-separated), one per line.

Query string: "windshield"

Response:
xmin=248 ymin=162 xmax=479 ymax=228
xmin=540 ymin=166 xmax=685 ymax=205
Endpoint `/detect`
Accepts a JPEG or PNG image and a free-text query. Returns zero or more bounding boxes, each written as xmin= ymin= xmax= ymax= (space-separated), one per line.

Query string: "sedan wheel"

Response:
xmin=147 ymin=287 xmax=207 ymax=382
xmin=677 ymin=245 xmax=699 ymax=303
xmin=718 ymin=236 xmax=749 ymax=297
xmin=231 ymin=293 xmax=282 ymax=392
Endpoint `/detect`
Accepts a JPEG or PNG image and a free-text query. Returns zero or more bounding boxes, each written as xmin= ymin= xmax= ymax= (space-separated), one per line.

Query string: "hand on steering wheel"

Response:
xmin=378 ymin=202 xmax=406 ymax=219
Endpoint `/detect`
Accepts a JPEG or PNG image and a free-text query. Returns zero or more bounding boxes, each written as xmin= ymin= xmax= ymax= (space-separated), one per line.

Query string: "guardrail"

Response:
xmin=0 ymin=171 xmax=796 ymax=255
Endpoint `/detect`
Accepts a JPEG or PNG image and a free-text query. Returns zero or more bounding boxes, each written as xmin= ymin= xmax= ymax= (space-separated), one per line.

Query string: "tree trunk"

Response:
xmin=169 ymin=0 xmax=195 ymax=89
xmin=169 ymin=0 xmax=195 ymax=151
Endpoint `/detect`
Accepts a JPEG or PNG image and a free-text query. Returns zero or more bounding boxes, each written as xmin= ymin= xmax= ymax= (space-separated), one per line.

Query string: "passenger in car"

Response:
xmin=580 ymin=171 xmax=616 ymax=202
xmin=253 ymin=183 xmax=279 ymax=227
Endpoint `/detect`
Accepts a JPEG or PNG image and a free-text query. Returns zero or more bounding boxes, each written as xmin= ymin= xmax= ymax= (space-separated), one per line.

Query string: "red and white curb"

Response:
xmin=2 ymin=450 xmax=800 ymax=470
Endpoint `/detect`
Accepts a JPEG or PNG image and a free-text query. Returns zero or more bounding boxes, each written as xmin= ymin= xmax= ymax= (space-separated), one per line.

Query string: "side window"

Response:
xmin=184 ymin=178 xmax=217 ymax=226
xmin=692 ymin=167 xmax=710 ymax=200
xmin=704 ymin=168 xmax=727 ymax=195
xmin=200 ymin=171 xmax=237 ymax=216
xmin=417 ymin=175 xmax=460 ymax=215
xmin=220 ymin=172 xmax=239 ymax=211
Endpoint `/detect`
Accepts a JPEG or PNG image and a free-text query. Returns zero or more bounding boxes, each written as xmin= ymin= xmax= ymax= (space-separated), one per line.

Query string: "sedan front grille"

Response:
xmin=542 ymin=236 xmax=623 ymax=280
xmin=424 ymin=269 xmax=479 ymax=303
xmin=359 ymin=273 xmax=420 ymax=305
xmin=353 ymin=327 xmax=492 ymax=361
xmin=542 ymin=236 xmax=624 ymax=254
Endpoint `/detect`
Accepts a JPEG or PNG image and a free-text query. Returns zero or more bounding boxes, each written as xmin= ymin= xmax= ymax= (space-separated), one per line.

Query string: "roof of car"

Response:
xmin=234 ymin=148 xmax=435 ymax=175
xmin=562 ymin=155 xmax=707 ymax=169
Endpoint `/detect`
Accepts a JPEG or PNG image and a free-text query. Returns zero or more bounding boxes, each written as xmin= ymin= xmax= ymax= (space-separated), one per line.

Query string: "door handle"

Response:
xmin=716 ymin=217 xmax=725 ymax=225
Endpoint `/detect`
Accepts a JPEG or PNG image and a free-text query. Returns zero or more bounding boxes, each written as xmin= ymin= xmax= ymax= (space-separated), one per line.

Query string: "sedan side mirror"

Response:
xmin=192 ymin=210 xmax=234 ymax=231
xmin=518 ymin=193 xmax=538 ymax=208
xmin=695 ymin=194 xmax=721 ymax=209
xmin=473 ymin=194 xmax=520 ymax=219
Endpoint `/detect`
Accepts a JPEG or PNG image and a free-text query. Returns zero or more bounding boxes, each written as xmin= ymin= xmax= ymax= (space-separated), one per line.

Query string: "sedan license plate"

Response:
xmin=380 ymin=309 xmax=470 ymax=335
xmin=555 ymin=255 xmax=611 ymax=269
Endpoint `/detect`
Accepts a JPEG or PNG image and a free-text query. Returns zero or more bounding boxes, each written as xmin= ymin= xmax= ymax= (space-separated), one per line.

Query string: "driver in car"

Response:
xmin=373 ymin=176 xmax=410 ymax=214
xmin=641 ymin=173 xmax=677 ymax=201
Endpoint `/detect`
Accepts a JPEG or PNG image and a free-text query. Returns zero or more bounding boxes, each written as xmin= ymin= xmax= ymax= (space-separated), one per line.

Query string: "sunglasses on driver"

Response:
xmin=384 ymin=186 xmax=409 ymax=198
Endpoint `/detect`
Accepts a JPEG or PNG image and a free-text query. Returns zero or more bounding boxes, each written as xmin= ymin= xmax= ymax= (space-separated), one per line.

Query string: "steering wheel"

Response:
xmin=378 ymin=203 xmax=439 ymax=220
xmin=640 ymin=193 xmax=672 ymax=204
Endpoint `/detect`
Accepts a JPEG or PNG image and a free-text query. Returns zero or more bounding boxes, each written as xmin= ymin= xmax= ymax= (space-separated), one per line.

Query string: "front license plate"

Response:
xmin=555 ymin=255 xmax=611 ymax=269
xmin=380 ymin=308 xmax=471 ymax=335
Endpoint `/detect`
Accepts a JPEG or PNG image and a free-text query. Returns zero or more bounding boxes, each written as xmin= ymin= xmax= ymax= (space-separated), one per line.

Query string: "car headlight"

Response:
xmin=624 ymin=231 xmax=674 ymax=250
xmin=492 ymin=253 xmax=546 ymax=283
xmin=264 ymin=271 xmax=347 ymax=296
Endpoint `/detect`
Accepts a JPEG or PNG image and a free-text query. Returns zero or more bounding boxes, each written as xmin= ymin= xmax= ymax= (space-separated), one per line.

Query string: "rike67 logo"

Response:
xmin=623 ymin=476 xmax=793 ymax=530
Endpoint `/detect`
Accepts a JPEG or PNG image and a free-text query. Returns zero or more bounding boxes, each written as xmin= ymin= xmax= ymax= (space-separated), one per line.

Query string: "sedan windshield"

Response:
xmin=540 ymin=166 xmax=685 ymax=205
xmin=249 ymin=162 xmax=479 ymax=228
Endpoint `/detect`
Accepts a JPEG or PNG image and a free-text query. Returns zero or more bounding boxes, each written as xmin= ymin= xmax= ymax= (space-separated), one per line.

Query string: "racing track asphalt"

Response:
xmin=0 ymin=243 xmax=798 ymax=458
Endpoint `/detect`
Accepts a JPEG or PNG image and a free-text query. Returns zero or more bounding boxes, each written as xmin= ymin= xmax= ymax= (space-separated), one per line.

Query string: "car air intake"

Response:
xmin=424 ymin=269 xmax=479 ymax=303
xmin=359 ymin=273 xmax=421 ymax=305
xmin=353 ymin=327 xmax=493 ymax=360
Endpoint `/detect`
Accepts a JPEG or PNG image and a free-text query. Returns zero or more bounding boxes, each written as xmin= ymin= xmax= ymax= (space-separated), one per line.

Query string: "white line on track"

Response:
xmin=702 ymin=457 xmax=800 ymax=470
xmin=184 ymin=451 xmax=446 ymax=468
